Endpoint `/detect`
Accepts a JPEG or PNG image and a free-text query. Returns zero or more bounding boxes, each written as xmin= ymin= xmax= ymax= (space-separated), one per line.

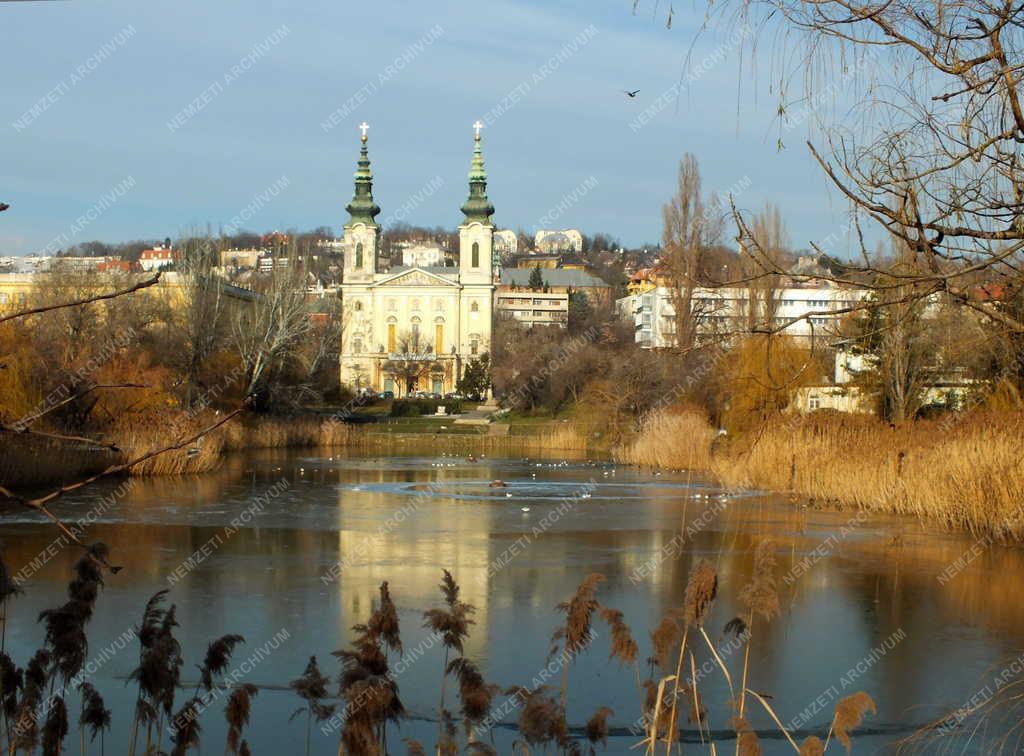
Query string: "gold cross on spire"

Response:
xmin=473 ymin=120 xmax=484 ymax=140
xmin=359 ymin=122 xmax=369 ymax=142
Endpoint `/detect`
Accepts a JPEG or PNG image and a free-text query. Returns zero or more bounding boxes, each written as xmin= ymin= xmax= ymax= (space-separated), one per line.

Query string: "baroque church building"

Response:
xmin=339 ymin=124 xmax=495 ymax=395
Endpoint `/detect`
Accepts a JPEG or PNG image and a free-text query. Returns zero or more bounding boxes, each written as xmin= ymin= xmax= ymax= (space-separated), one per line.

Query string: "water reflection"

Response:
xmin=0 ymin=448 xmax=1020 ymax=753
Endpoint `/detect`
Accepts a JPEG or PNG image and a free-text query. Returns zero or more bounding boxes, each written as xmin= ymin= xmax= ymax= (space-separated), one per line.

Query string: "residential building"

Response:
xmin=400 ymin=243 xmax=447 ymax=268
xmin=139 ymin=245 xmax=178 ymax=271
xmin=500 ymin=267 xmax=611 ymax=306
xmin=515 ymin=254 xmax=560 ymax=269
xmin=618 ymin=284 xmax=868 ymax=348
xmin=493 ymin=229 xmax=518 ymax=259
xmin=792 ymin=347 xmax=975 ymax=414
xmin=534 ymin=228 xmax=583 ymax=254
xmin=338 ymin=124 xmax=495 ymax=396
xmin=495 ymin=287 xmax=569 ymax=328
xmin=220 ymin=248 xmax=264 ymax=269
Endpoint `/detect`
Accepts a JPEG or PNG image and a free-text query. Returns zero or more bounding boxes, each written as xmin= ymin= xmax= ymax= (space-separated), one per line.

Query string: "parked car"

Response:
xmin=444 ymin=392 xmax=464 ymax=400
xmin=379 ymin=390 xmax=394 ymax=400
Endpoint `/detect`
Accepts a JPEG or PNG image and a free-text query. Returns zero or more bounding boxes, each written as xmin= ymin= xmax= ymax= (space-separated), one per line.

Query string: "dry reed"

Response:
xmin=616 ymin=407 xmax=1024 ymax=541
xmin=613 ymin=408 xmax=715 ymax=470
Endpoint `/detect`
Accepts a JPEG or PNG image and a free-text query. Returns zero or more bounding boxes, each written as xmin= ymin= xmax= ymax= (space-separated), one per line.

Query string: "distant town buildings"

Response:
xmin=492 ymin=229 xmax=518 ymax=259
xmin=399 ymin=243 xmax=447 ymax=268
xmin=618 ymin=265 xmax=870 ymax=348
xmin=534 ymin=229 xmax=583 ymax=254
xmin=138 ymin=244 xmax=178 ymax=271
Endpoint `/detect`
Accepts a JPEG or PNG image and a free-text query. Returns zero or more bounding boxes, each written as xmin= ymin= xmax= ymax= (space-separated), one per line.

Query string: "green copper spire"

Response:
xmin=345 ymin=123 xmax=381 ymax=227
xmin=461 ymin=121 xmax=495 ymax=225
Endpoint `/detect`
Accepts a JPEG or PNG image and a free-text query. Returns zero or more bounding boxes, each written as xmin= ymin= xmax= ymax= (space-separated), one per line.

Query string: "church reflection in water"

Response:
xmin=2 ymin=447 xmax=1023 ymax=751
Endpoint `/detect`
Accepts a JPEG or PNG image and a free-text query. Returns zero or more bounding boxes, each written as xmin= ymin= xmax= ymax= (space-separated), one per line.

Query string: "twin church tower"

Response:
xmin=339 ymin=123 xmax=496 ymax=396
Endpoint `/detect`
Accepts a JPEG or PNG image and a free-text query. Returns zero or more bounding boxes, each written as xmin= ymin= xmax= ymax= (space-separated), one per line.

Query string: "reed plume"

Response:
xmin=170 ymin=696 xmax=202 ymax=756
xmin=733 ymin=716 xmax=762 ymax=756
xmin=683 ymin=559 xmax=718 ymax=628
xmin=465 ymin=741 xmax=498 ymax=755
xmin=554 ymin=573 xmax=605 ymax=657
xmin=198 ymin=634 xmax=245 ymax=692
xmin=553 ymin=573 xmax=605 ymax=715
xmin=507 ymin=686 xmax=569 ymax=750
xmin=38 ymin=544 xmax=108 ymax=687
xmin=334 ymin=581 xmax=405 ymax=755
xmin=736 ymin=540 xmax=779 ymax=734
xmin=799 ymin=735 xmax=824 ymax=755
xmin=829 ymin=691 xmax=876 ymax=752
xmin=423 ymin=570 xmax=475 ymax=750
xmin=739 ymin=541 xmax=779 ymax=622
xmin=128 ymin=589 xmax=183 ymax=756
xmin=225 ymin=682 xmax=258 ymax=754
xmin=0 ymin=650 xmax=23 ymax=736
xmin=403 ymin=737 xmax=427 ymax=755
xmin=446 ymin=657 xmax=497 ymax=739
xmin=648 ymin=609 xmax=683 ymax=671
xmin=599 ymin=608 xmax=638 ymax=666
xmin=12 ymin=648 xmax=50 ymax=753
xmin=77 ymin=681 xmax=111 ymax=754
xmin=368 ymin=581 xmax=401 ymax=654
xmin=585 ymin=705 xmax=613 ymax=750
xmin=41 ymin=693 xmax=68 ymax=755
xmin=289 ymin=656 xmax=335 ymax=756
xmin=666 ymin=559 xmax=719 ymax=753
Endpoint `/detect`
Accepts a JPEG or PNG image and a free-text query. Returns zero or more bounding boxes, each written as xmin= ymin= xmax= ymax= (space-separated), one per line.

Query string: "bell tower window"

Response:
xmin=471 ymin=242 xmax=479 ymax=268
xmin=355 ymin=243 xmax=364 ymax=269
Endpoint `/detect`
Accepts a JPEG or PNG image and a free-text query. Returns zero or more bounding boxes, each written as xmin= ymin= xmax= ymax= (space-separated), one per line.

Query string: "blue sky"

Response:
xmin=1 ymin=0 xmax=861 ymax=254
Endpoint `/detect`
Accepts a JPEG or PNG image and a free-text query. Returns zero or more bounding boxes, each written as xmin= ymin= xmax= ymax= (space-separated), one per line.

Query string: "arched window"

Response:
xmin=470 ymin=301 xmax=479 ymax=313
xmin=387 ymin=316 xmax=397 ymax=353
xmin=411 ymin=316 xmax=421 ymax=350
xmin=471 ymin=242 xmax=480 ymax=268
xmin=434 ymin=318 xmax=445 ymax=353
xmin=355 ymin=243 xmax=363 ymax=269
xmin=469 ymin=334 xmax=480 ymax=355
xmin=353 ymin=300 xmax=363 ymax=312
xmin=352 ymin=336 xmax=363 ymax=354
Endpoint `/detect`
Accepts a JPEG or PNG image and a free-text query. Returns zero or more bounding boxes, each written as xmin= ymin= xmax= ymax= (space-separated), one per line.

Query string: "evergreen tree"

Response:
xmin=528 ymin=265 xmax=544 ymax=290
xmin=457 ymin=354 xmax=491 ymax=400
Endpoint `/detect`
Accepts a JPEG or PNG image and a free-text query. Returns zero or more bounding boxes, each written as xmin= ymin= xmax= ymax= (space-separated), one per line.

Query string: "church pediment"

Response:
xmin=373 ymin=268 xmax=459 ymax=288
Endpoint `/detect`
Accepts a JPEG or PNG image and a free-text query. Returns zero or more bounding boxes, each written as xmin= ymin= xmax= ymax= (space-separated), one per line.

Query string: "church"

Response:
xmin=338 ymin=123 xmax=495 ymax=396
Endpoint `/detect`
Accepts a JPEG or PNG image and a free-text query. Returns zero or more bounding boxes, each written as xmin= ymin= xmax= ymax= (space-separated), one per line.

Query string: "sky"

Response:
xmin=1 ymin=0 xmax=865 ymax=255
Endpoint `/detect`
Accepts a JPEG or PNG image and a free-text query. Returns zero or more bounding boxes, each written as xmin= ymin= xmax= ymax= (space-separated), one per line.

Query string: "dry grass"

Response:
xmin=616 ymin=407 xmax=1024 ymax=541
xmin=118 ymin=414 xmax=358 ymax=476
xmin=0 ymin=434 xmax=117 ymax=491
xmin=613 ymin=408 xmax=715 ymax=470
xmin=1 ymin=413 xmax=361 ymax=489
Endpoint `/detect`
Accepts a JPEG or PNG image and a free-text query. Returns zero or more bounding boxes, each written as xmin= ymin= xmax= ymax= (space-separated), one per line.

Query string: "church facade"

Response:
xmin=338 ymin=125 xmax=495 ymax=396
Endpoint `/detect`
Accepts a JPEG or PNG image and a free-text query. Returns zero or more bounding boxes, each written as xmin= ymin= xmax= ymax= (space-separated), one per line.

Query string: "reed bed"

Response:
xmin=614 ymin=408 xmax=715 ymax=470
xmin=616 ymin=407 xmax=1024 ymax=541
xmin=0 ymin=434 xmax=117 ymax=491
xmin=0 ymin=413 xmax=363 ymax=490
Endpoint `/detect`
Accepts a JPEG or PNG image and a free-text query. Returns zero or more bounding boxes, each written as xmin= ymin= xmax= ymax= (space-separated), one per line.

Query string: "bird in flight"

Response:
xmin=624 ymin=89 xmax=640 ymax=98
xmin=0 ymin=204 xmax=8 ymax=213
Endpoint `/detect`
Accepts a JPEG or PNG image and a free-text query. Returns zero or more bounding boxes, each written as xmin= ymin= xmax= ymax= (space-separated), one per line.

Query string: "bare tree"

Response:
xmin=661 ymin=154 xmax=724 ymax=352
xmin=382 ymin=331 xmax=440 ymax=396
xmin=231 ymin=250 xmax=313 ymax=406
xmin=643 ymin=0 xmax=1024 ymax=342
xmin=177 ymin=236 xmax=226 ymax=407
